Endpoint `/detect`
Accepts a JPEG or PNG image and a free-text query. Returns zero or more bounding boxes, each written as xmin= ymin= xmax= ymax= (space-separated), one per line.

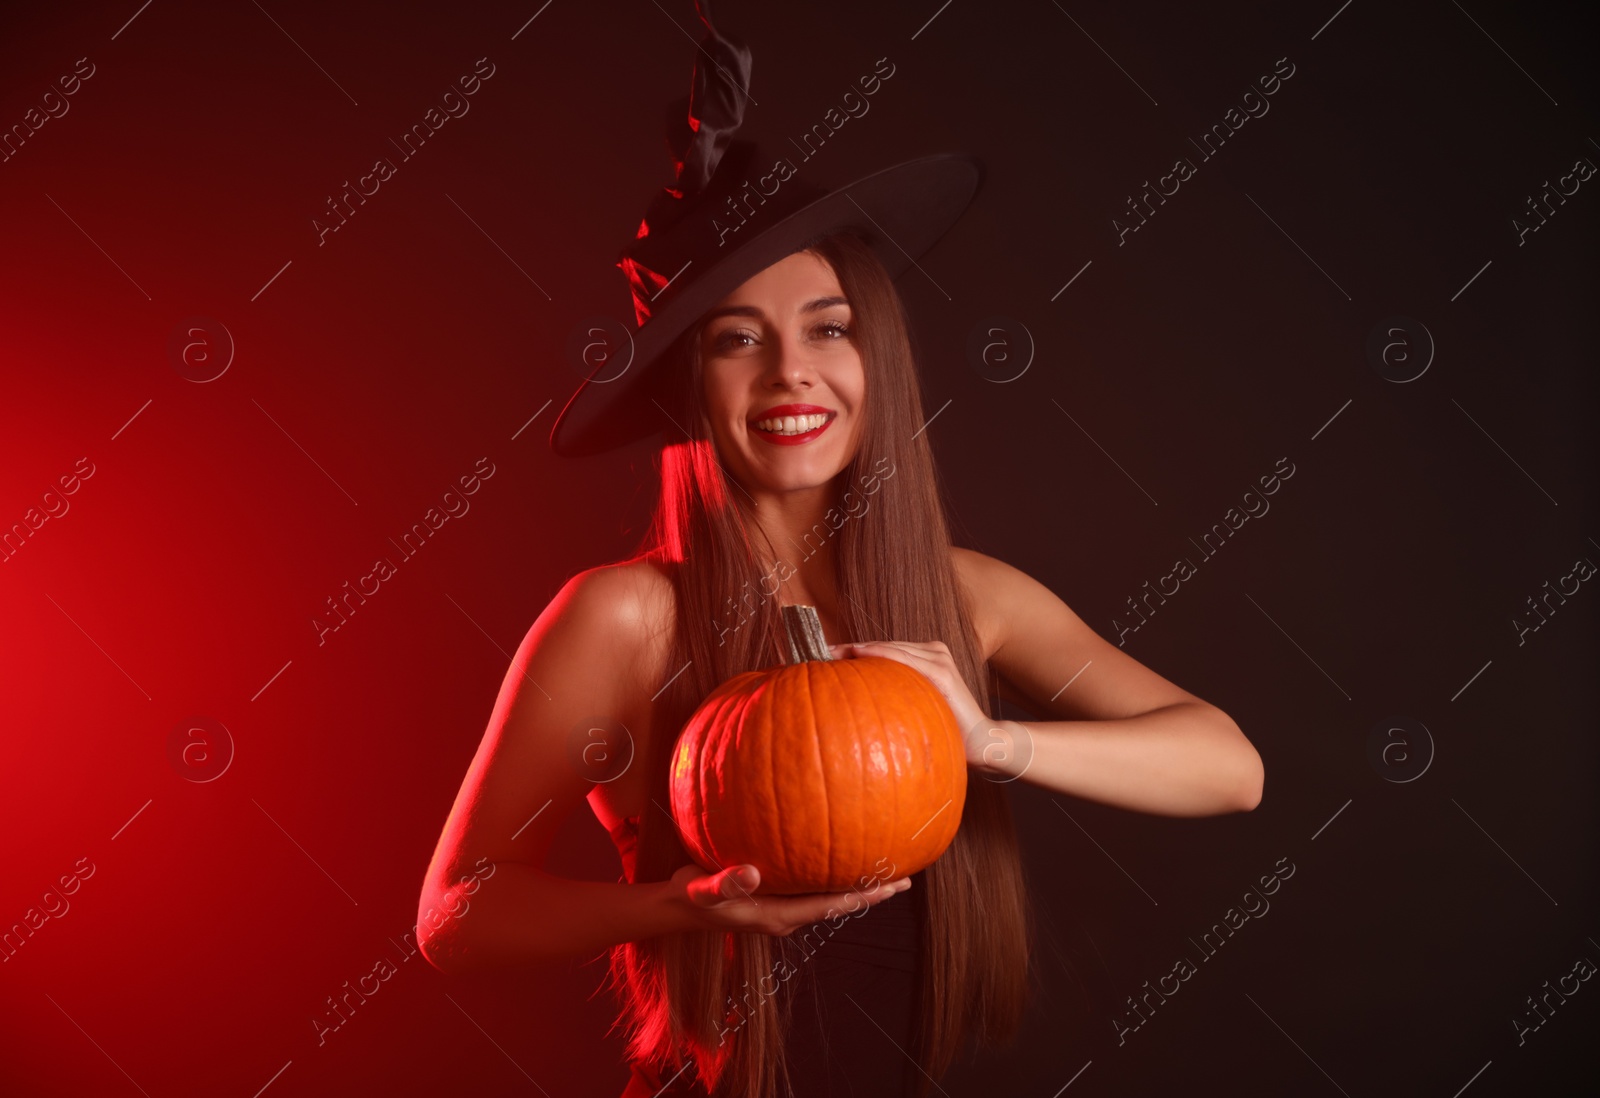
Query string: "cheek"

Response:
xmin=700 ymin=373 xmax=738 ymax=429
xmin=828 ymin=353 xmax=867 ymax=407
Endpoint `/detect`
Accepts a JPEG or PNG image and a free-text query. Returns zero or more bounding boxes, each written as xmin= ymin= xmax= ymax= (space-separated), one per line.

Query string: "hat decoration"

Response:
xmin=548 ymin=0 xmax=983 ymax=458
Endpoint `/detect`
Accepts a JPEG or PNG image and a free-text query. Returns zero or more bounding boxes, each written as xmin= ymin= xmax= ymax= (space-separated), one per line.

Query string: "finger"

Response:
xmin=784 ymin=877 xmax=913 ymax=921
xmin=838 ymin=640 xmax=935 ymax=665
xmin=718 ymin=864 xmax=758 ymax=900
xmin=688 ymin=864 xmax=755 ymax=907
xmin=723 ymin=870 xmax=758 ymax=902
xmin=858 ymin=878 xmax=912 ymax=905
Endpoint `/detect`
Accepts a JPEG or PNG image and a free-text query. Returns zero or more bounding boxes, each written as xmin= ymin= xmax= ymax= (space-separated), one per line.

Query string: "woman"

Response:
xmin=416 ymin=7 xmax=1262 ymax=1096
xmin=416 ymin=228 xmax=1263 ymax=1096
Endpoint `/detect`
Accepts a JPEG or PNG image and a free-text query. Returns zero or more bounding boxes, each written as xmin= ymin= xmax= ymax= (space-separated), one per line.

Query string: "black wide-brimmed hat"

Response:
xmin=548 ymin=1 xmax=983 ymax=458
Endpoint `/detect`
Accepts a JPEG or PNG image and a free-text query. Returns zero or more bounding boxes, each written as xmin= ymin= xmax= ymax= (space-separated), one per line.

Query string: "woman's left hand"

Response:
xmin=828 ymin=640 xmax=991 ymax=767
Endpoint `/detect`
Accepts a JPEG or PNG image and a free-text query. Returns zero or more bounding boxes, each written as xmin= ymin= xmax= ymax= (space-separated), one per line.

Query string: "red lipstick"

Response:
xmin=749 ymin=403 xmax=837 ymax=446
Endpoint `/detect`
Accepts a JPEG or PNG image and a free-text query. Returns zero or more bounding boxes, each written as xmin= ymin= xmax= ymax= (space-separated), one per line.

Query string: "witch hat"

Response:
xmin=548 ymin=0 xmax=982 ymax=458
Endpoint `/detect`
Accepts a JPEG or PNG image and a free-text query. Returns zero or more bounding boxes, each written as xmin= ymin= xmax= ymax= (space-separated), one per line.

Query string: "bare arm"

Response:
xmin=416 ymin=563 xmax=910 ymax=974
xmin=415 ymin=563 xmax=687 ymax=971
xmin=960 ymin=548 xmax=1264 ymax=816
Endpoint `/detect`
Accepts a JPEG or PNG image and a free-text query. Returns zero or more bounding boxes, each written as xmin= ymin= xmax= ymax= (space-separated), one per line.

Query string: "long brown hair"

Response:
xmin=604 ymin=229 xmax=1033 ymax=1096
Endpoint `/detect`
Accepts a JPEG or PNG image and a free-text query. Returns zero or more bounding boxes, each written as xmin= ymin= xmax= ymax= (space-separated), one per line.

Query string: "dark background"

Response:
xmin=1 ymin=1 xmax=1595 ymax=1095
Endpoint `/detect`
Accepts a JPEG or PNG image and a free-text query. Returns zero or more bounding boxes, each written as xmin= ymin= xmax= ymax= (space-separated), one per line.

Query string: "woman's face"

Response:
xmin=698 ymin=249 xmax=866 ymax=493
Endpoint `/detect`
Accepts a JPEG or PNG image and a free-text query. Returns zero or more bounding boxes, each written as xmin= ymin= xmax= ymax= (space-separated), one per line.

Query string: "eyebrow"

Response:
xmin=700 ymin=295 xmax=850 ymax=324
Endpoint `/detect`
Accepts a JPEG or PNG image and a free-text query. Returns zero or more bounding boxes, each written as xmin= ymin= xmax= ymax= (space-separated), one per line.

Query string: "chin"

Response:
xmin=753 ymin=458 xmax=838 ymax=488
xmin=743 ymin=445 xmax=844 ymax=482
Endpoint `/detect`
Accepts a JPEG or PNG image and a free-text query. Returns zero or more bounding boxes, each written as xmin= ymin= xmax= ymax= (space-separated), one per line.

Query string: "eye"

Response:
xmin=711 ymin=328 xmax=758 ymax=352
xmin=814 ymin=320 xmax=850 ymax=340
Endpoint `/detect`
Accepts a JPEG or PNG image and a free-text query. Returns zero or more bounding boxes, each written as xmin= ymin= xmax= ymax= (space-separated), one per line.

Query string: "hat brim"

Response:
xmin=548 ymin=153 xmax=982 ymax=458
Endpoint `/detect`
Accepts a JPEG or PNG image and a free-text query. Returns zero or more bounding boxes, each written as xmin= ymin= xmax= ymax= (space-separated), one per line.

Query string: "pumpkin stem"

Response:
xmin=780 ymin=604 xmax=834 ymax=664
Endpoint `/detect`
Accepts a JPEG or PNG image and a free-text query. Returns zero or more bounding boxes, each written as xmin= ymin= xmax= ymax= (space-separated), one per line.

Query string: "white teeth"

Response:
xmin=753 ymin=413 xmax=830 ymax=435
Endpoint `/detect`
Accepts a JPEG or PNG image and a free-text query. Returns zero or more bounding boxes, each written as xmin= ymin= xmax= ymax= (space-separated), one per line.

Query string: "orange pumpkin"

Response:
xmin=669 ymin=604 xmax=967 ymax=894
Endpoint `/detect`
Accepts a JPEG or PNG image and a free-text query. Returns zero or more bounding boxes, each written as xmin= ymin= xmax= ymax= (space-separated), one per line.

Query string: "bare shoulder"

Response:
xmin=563 ymin=555 xmax=673 ymax=625
xmin=949 ymin=545 xmax=1010 ymax=662
xmin=555 ymin=557 xmax=676 ymax=828
xmin=951 ymin=544 xmax=1063 ymax=602
xmin=949 ymin=545 xmax=1204 ymax=720
xmin=556 ymin=556 xmax=675 ymax=686
xmin=950 ymin=544 xmax=1092 ymax=652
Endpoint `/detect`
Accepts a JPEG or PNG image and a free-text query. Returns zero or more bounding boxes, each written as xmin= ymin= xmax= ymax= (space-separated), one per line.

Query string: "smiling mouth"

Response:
xmin=750 ymin=411 xmax=837 ymax=445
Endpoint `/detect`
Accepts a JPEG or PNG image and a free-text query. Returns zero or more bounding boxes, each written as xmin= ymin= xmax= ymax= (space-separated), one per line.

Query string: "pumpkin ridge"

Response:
xmin=732 ymin=678 xmax=771 ymax=877
xmin=867 ymin=656 xmax=910 ymax=868
xmin=838 ymin=659 xmax=876 ymax=883
xmin=668 ymin=618 xmax=968 ymax=894
xmin=700 ymin=679 xmax=751 ymax=872
xmin=761 ymin=674 xmax=786 ymax=888
xmin=824 ymin=655 xmax=862 ymax=889
xmin=683 ymin=687 xmax=712 ymax=870
xmin=800 ymin=656 xmax=833 ymax=889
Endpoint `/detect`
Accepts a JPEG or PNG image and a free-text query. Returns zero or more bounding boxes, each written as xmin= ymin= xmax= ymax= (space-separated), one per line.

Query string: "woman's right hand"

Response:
xmin=670 ymin=862 xmax=912 ymax=937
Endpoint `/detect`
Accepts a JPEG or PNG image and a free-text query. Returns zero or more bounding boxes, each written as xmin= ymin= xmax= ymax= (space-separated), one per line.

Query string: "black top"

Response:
xmin=609 ymin=816 xmax=931 ymax=1097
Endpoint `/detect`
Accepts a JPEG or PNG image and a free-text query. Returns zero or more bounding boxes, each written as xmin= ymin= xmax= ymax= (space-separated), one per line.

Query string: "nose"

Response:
xmin=761 ymin=327 xmax=819 ymax=393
